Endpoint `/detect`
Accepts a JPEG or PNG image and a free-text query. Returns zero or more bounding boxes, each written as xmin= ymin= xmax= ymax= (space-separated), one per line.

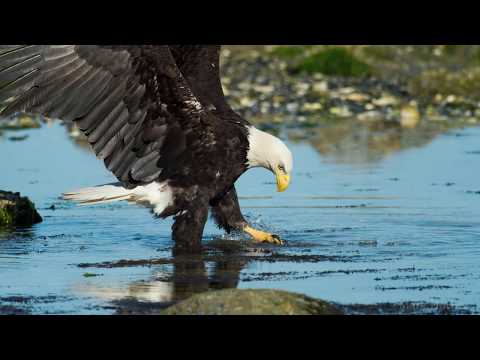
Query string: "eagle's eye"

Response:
xmin=278 ymin=164 xmax=286 ymax=173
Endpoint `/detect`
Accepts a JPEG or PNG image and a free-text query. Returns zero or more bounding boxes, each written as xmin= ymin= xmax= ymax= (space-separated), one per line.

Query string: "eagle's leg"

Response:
xmin=172 ymin=200 xmax=209 ymax=255
xmin=211 ymin=187 xmax=284 ymax=245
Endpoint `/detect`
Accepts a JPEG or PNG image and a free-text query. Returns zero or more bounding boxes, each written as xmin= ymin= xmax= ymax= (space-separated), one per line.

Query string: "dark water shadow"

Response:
xmin=86 ymin=240 xmax=252 ymax=314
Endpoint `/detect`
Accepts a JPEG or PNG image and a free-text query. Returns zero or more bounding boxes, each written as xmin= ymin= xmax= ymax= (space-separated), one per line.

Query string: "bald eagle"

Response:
xmin=0 ymin=45 xmax=293 ymax=252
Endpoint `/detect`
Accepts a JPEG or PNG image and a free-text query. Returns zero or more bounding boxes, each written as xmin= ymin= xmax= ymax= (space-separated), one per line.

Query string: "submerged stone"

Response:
xmin=161 ymin=289 xmax=343 ymax=315
xmin=0 ymin=190 xmax=42 ymax=227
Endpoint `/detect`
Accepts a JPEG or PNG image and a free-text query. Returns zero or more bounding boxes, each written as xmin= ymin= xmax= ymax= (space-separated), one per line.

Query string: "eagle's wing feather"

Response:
xmin=0 ymin=45 xmax=215 ymax=188
xmin=170 ymin=45 xmax=250 ymax=125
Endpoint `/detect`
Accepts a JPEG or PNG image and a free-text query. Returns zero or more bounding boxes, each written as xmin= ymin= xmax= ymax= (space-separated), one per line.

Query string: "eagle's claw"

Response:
xmin=244 ymin=226 xmax=285 ymax=246
xmin=271 ymin=234 xmax=286 ymax=246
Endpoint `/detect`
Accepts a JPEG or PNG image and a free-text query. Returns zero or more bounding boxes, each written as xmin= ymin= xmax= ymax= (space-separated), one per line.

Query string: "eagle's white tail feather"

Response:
xmin=62 ymin=183 xmax=134 ymax=205
xmin=62 ymin=181 xmax=174 ymax=215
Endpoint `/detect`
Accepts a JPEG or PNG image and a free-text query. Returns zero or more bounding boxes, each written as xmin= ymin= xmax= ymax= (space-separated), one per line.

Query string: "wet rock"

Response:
xmin=160 ymin=289 xmax=343 ymax=315
xmin=0 ymin=190 xmax=42 ymax=227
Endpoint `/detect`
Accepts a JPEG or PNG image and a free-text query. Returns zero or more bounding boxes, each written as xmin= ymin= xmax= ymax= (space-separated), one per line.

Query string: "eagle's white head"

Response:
xmin=246 ymin=126 xmax=293 ymax=192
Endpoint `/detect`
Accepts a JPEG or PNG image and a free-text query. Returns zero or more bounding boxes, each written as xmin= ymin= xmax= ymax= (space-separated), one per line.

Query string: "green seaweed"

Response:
xmin=0 ymin=207 xmax=14 ymax=226
xmin=83 ymin=273 xmax=102 ymax=278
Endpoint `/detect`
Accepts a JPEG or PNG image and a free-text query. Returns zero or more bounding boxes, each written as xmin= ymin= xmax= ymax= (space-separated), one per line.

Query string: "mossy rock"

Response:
xmin=0 ymin=190 xmax=42 ymax=227
xmin=291 ymin=47 xmax=372 ymax=77
xmin=161 ymin=289 xmax=343 ymax=315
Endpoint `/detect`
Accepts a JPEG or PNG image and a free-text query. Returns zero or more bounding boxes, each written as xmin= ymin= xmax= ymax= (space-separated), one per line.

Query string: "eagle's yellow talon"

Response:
xmin=244 ymin=226 xmax=285 ymax=245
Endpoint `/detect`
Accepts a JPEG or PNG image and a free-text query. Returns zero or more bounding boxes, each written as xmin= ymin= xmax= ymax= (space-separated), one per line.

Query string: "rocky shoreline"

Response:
xmin=220 ymin=46 xmax=480 ymax=133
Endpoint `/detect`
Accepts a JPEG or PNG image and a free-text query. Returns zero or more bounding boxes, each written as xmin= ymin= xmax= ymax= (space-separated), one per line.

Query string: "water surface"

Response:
xmin=1 ymin=122 xmax=479 ymax=314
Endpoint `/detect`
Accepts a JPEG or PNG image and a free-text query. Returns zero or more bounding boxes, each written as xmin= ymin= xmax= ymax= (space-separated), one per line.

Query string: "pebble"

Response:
xmin=346 ymin=93 xmax=370 ymax=102
xmin=302 ymin=102 xmax=323 ymax=112
xmin=373 ymin=95 xmax=399 ymax=107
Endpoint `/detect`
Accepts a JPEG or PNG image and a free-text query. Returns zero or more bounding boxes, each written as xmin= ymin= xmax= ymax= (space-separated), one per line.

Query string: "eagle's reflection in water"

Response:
xmin=172 ymin=253 xmax=247 ymax=302
xmin=75 ymin=239 xmax=252 ymax=313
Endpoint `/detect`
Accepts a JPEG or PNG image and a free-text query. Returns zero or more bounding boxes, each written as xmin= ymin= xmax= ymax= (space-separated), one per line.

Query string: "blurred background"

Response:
xmin=220 ymin=45 xmax=480 ymax=162
xmin=3 ymin=45 xmax=480 ymax=161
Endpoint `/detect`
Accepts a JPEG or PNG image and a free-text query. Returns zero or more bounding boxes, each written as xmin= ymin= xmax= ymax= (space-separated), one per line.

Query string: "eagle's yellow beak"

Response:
xmin=275 ymin=169 xmax=290 ymax=192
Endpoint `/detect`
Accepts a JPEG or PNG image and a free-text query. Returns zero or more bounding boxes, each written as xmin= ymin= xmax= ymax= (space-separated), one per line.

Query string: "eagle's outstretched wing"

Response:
xmin=0 ymin=45 xmax=217 ymax=188
xmin=170 ymin=45 xmax=249 ymax=125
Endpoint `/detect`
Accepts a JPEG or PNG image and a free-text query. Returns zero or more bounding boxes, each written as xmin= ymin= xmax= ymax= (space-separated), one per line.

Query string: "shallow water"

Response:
xmin=1 ymin=122 xmax=479 ymax=314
